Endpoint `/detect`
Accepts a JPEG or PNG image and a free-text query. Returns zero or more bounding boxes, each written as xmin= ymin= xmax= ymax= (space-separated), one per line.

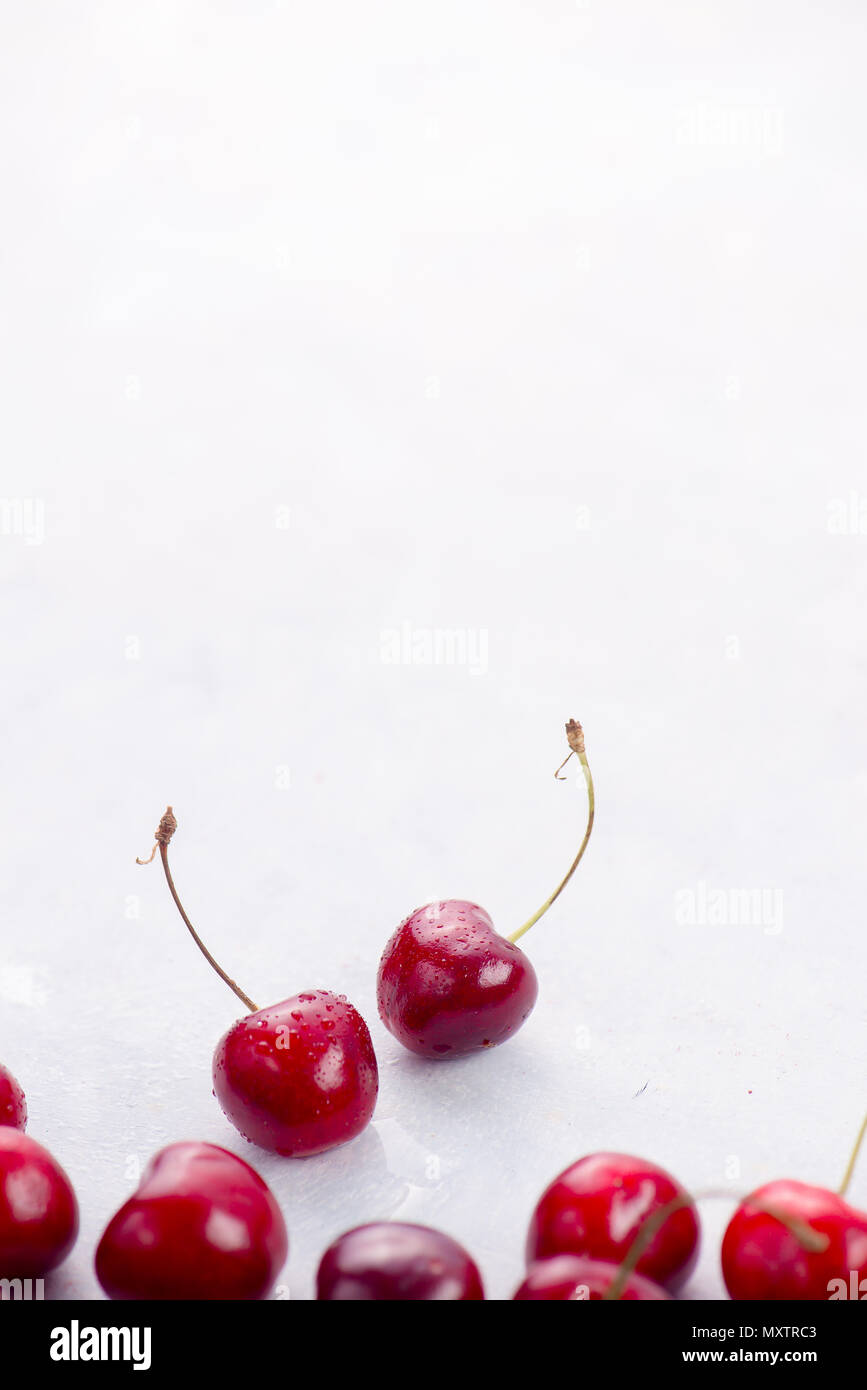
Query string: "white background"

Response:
xmin=1 ymin=1 xmax=866 ymax=1301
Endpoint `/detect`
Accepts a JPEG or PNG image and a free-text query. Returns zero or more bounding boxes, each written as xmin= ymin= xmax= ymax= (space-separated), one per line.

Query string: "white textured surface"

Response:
xmin=1 ymin=2 xmax=866 ymax=1301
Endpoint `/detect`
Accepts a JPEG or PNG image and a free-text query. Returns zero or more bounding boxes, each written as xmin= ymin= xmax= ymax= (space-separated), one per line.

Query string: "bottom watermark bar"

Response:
xmin=0 ymin=1297 xmax=863 ymax=1373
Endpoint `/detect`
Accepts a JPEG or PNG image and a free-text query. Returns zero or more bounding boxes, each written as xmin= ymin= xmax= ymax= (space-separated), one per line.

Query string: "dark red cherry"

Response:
xmin=722 ymin=1180 xmax=867 ymax=1301
xmin=95 ymin=1141 xmax=287 ymax=1300
xmin=213 ymin=990 xmax=378 ymax=1157
xmin=0 ymin=1131 xmax=78 ymax=1276
xmin=514 ymin=1254 xmax=671 ymax=1300
xmin=377 ymin=720 xmax=595 ymax=1060
xmin=377 ymin=900 xmax=538 ymax=1058
xmin=527 ymin=1152 xmax=700 ymax=1291
xmin=316 ymin=1221 xmax=484 ymax=1300
xmin=0 ymin=1066 xmax=26 ymax=1130
xmin=138 ymin=807 xmax=379 ymax=1157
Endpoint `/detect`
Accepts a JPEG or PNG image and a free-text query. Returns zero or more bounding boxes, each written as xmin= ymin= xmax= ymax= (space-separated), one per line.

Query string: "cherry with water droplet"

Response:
xmin=137 ymin=808 xmax=378 ymax=1157
xmin=377 ymin=719 xmax=594 ymax=1058
xmin=95 ymin=1141 xmax=287 ymax=1299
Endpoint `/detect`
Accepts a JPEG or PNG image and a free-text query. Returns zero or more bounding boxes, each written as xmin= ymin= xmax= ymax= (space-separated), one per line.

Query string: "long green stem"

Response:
xmin=509 ymin=720 xmax=595 ymax=945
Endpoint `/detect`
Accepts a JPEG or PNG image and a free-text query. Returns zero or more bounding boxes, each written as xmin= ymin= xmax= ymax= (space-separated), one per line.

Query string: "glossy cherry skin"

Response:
xmin=213 ymin=990 xmax=378 ymax=1157
xmin=722 ymin=1179 xmax=867 ymax=1300
xmin=527 ymin=1152 xmax=700 ymax=1292
xmin=95 ymin=1141 xmax=288 ymax=1300
xmin=376 ymin=900 xmax=538 ymax=1058
xmin=0 ymin=1131 xmax=78 ymax=1276
xmin=514 ymin=1255 xmax=671 ymax=1300
xmin=316 ymin=1222 xmax=485 ymax=1300
xmin=0 ymin=1066 xmax=26 ymax=1130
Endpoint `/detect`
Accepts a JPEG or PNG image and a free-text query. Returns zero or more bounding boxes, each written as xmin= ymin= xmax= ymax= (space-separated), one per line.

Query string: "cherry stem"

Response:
xmin=508 ymin=719 xmax=594 ymax=945
xmin=602 ymin=1186 xmax=830 ymax=1301
xmin=839 ymin=1112 xmax=867 ymax=1197
xmin=136 ymin=806 xmax=260 ymax=1014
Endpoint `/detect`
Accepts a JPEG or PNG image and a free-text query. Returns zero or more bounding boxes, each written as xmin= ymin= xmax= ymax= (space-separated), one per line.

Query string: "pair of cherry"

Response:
xmin=516 ymin=1135 xmax=867 ymax=1301
xmin=133 ymin=719 xmax=593 ymax=1159
xmin=2 ymin=721 xmax=591 ymax=1299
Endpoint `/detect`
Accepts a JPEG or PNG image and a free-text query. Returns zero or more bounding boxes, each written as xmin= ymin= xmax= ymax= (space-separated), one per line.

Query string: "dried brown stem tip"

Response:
xmin=136 ymin=806 xmax=178 ymax=864
xmin=554 ymin=718 xmax=585 ymax=779
xmin=565 ymin=718 xmax=585 ymax=757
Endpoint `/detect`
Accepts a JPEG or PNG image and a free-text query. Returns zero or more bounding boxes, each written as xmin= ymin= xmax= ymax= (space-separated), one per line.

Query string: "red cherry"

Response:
xmin=377 ymin=719 xmax=594 ymax=1059
xmin=137 ymin=807 xmax=378 ymax=1156
xmin=722 ymin=1180 xmax=867 ymax=1301
xmin=527 ymin=1152 xmax=700 ymax=1291
xmin=0 ymin=1066 xmax=26 ymax=1130
xmin=377 ymin=901 xmax=538 ymax=1057
xmin=95 ymin=1141 xmax=288 ymax=1300
xmin=0 ymin=1131 xmax=78 ymax=1276
xmin=214 ymin=990 xmax=378 ymax=1156
xmin=316 ymin=1222 xmax=485 ymax=1300
xmin=514 ymin=1254 xmax=671 ymax=1300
